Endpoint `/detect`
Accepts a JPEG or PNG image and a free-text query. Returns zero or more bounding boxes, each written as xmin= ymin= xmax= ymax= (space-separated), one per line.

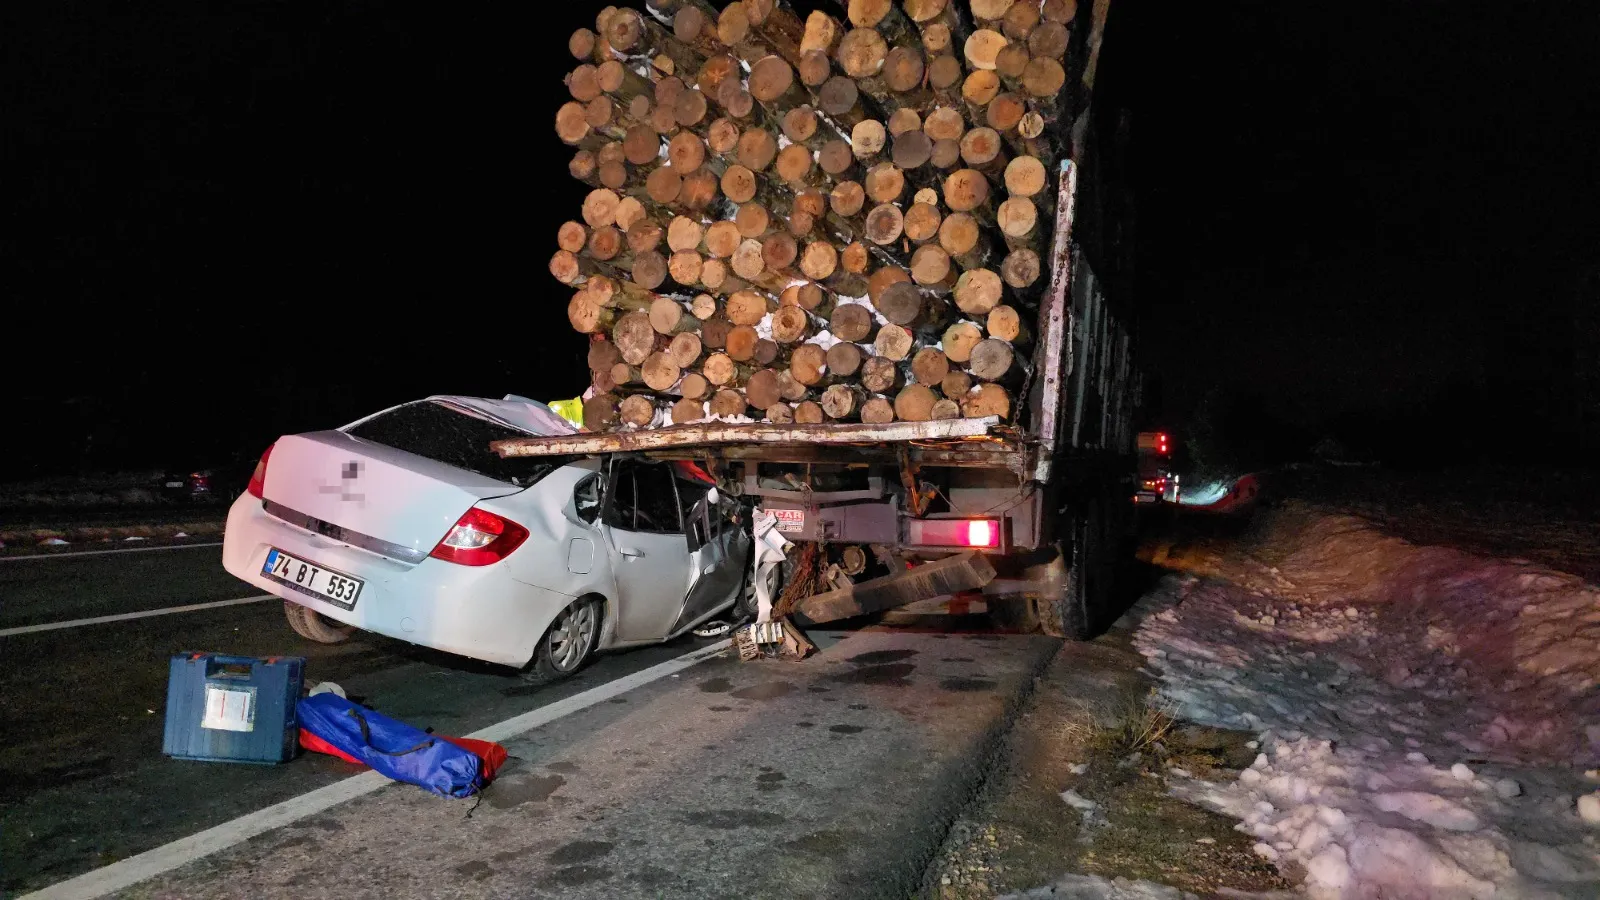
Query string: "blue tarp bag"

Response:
xmin=296 ymin=693 xmax=484 ymax=798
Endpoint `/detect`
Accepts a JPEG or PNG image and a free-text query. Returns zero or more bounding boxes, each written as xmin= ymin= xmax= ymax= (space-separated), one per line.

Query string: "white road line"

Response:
xmin=20 ymin=641 xmax=728 ymax=900
xmin=0 ymin=596 xmax=272 ymax=638
xmin=0 ymin=541 xmax=223 ymax=563
xmin=466 ymin=641 xmax=726 ymax=743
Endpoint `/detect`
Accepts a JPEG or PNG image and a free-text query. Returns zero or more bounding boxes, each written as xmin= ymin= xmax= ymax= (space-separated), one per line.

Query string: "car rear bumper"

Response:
xmin=222 ymin=494 xmax=569 ymax=667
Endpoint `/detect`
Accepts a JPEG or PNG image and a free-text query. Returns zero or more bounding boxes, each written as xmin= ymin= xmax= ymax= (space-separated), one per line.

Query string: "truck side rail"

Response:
xmin=1027 ymin=159 xmax=1079 ymax=484
xmin=491 ymin=416 xmax=1004 ymax=458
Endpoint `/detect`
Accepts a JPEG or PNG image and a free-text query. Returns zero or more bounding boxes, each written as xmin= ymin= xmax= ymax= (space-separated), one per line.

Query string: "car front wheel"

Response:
xmin=524 ymin=595 xmax=601 ymax=684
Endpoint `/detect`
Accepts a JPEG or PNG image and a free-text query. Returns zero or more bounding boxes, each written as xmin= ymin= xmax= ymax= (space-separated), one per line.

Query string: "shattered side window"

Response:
xmin=574 ymin=473 xmax=602 ymax=524
xmin=632 ymin=465 xmax=683 ymax=534
xmin=603 ymin=465 xmax=638 ymax=530
xmin=676 ymin=476 xmax=710 ymax=524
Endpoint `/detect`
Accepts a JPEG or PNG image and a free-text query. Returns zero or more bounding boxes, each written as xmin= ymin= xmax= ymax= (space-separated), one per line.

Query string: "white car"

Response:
xmin=222 ymin=395 xmax=751 ymax=680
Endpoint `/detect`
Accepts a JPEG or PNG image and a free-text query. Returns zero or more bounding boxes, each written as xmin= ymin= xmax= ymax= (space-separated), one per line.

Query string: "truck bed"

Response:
xmin=489 ymin=415 xmax=1032 ymax=470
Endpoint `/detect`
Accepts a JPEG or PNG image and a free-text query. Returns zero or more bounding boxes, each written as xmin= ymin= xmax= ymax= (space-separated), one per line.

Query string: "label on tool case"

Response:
xmin=767 ymin=507 xmax=805 ymax=534
xmin=201 ymin=685 xmax=257 ymax=732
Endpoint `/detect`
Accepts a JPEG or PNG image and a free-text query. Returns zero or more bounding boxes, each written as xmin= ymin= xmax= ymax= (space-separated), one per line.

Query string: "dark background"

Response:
xmin=6 ymin=0 xmax=1598 ymax=479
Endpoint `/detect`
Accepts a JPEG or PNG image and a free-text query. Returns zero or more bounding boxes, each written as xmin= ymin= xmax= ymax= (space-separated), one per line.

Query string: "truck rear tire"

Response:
xmin=1036 ymin=495 xmax=1107 ymax=640
xmin=1037 ymin=557 xmax=1089 ymax=640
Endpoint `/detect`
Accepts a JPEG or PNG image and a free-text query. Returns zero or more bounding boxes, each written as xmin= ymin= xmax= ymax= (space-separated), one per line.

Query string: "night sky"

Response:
xmin=8 ymin=1 xmax=1597 ymax=478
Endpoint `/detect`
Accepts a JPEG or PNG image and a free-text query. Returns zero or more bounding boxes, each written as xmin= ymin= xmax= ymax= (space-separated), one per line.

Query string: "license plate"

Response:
xmin=767 ymin=507 xmax=805 ymax=534
xmin=262 ymin=548 xmax=363 ymax=609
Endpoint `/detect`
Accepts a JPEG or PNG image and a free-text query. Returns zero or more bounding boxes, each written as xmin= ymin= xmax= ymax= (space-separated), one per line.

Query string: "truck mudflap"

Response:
xmin=789 ymin=551 xmax=998 ymax=628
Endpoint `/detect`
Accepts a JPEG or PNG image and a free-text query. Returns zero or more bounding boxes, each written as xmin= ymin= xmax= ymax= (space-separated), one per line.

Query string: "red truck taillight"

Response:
xmin=907 ymin=518 xmax=1002 ymax=550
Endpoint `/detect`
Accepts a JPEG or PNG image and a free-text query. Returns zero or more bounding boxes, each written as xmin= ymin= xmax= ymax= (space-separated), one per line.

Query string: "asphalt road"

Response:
xmin=0 ymin=504 xmax=230 ymax=530
xmin=0 ymin=545 xmax=1058 ymax=898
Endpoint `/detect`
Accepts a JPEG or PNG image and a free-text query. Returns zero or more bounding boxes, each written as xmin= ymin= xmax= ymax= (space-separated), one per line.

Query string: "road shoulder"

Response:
xmin=923 ymin=611 xmax=1290 ymax=898
xmin=109 ymin=627 xmax=1060 ymax=899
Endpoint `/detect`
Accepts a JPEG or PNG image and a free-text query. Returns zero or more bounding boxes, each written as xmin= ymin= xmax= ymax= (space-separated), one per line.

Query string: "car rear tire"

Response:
xmin=523 ymin=595 xmax=602 ymax=684
xmin=283 ymin=601 xmax=355 ymax=644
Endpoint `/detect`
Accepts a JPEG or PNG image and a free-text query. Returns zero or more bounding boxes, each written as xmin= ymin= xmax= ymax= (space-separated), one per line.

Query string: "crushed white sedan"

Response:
xmin=222 ymin=395 xmax=750 ymax=680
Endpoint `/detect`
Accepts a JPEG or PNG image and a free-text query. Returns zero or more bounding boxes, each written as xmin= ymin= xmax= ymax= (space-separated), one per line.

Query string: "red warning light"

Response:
xmin=966 ymin=519 xmax=996 ymax=548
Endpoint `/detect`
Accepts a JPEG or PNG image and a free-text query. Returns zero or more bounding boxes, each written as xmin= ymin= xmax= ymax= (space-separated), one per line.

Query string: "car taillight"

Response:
xmin=246 ymin=443 xmax=275 ymax=499
xmin=429 ymin=507 xmax=529 ymax=566
xmin=906 ymin=517 xmax=1002 ymax=550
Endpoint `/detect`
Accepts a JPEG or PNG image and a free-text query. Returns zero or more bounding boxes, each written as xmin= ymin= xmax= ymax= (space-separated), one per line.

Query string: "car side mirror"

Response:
xmin=705 ymin=486 xmax=719 ymax=505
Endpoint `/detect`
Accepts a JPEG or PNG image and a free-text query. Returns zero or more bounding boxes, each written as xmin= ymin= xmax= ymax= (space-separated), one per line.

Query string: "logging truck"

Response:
xmin=505 ymin=0 xmax=1140 ymax=638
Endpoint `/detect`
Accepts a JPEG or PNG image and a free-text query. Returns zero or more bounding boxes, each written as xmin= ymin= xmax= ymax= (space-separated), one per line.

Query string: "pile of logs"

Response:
xmin=553 ymin=0 xmax=1077 ymax=433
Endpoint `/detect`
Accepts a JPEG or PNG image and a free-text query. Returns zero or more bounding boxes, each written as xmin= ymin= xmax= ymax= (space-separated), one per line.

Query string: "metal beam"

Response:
xmin=790 ymin=551 xmax=998 ymax=627
xmin=492 ymin=417 xmax=1002 ymax=458
xmin=635 ymin=446 xmax=1026 ymax=470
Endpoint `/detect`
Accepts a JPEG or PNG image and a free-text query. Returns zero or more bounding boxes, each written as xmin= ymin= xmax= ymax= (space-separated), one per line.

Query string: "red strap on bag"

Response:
xmin=299 ymin=729 xmax=507 ymax=784
xmin=299 ymin=728 xmax=362 ymax=765
xmin=438 ymin=736 xmax=509 ymax=783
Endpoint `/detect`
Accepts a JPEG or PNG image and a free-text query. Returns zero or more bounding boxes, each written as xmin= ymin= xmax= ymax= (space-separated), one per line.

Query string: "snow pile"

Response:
xmin=1004 ymin=873 xmax=1205 ymax=899
xmin=1134 ymin=507 xmax=1600 ymax=899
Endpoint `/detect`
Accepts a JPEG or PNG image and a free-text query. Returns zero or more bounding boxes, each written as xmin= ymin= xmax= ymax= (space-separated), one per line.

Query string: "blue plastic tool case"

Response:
xmin=163 ymin=653 xmax=306 ymax=764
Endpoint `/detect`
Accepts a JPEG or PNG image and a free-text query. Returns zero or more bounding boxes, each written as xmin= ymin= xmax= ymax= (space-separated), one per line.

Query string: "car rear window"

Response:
xmin=345 ymin=401 xmax=570 ymax=487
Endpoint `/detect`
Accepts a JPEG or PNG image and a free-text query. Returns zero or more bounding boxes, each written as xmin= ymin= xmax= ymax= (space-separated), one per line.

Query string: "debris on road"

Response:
xmin=307 ymin=680 xmax=347 ymax=699
xmin=732 ymin=616 xmax=814 ymax=661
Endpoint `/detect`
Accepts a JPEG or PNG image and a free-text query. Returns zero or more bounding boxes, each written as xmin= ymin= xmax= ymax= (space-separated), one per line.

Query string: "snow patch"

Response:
xmin=1134 ymin=506 xmax=1600 ymax=899
xmin=1578 ymin=792 xmax=1600 ymax=824
xmin=1002 ymin=873 xmax=1202 ymax=899
xmin=1059 ymin=788 xmax=1097 ymax=810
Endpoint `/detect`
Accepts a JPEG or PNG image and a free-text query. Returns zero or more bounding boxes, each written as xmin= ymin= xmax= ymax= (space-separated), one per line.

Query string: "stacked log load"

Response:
xmin=553 ymin=0 xmax=1083 ymax=433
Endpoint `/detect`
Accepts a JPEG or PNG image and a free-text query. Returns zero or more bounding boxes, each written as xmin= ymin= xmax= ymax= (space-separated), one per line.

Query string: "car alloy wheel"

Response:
xmin=546 ymin=597 xmax=599 ymax=674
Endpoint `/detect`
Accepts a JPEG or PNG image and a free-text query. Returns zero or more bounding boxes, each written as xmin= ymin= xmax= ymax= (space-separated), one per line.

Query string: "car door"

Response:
xmin=669 ymin=480 xmax=751 ymax=634
xmin=600 ymin=460 xmax=695 ymax=642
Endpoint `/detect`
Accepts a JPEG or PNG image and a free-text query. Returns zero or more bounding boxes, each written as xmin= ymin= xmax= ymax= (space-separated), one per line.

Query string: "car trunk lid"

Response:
xmin=261 ymin=430 xmax=525 ymax=563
